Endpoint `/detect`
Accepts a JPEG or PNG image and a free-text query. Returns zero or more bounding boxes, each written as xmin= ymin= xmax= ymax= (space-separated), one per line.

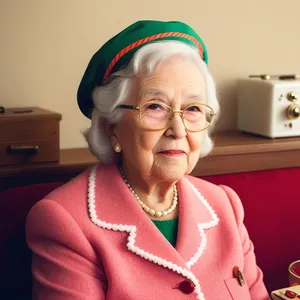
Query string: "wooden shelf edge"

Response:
xmin=1 ymin=131 xmax=300 ymax=181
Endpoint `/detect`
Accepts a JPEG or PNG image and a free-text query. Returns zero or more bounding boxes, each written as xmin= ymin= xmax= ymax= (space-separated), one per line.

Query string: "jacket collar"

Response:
xmin=87 ymin=163 xmax=219 ymax=300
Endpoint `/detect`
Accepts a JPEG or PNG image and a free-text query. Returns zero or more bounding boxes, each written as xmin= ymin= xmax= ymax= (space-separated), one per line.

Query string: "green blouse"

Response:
xmin=152 ymin=217 xmax=179 ymax=247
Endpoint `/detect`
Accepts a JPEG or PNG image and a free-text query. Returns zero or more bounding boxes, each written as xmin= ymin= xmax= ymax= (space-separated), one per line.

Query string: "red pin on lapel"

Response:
xmin=233 ymin=266 xmax=245 ymax=286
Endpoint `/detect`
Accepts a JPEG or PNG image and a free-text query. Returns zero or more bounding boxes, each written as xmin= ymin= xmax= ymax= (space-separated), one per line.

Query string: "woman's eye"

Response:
xmin=147 ymin=103 xmax=163 ymax=110
xmin=187 ymin=105 xmax=201 ymax=112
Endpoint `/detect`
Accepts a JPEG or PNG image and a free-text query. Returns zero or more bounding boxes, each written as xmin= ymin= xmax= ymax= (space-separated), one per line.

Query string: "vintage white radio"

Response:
xmin=237 ymin=74 xmax=300 ymax=138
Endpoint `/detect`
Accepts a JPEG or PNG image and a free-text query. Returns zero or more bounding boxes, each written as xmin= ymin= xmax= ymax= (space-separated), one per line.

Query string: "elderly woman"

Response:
xmin=26 ymin=20 xmax=270 ymax=300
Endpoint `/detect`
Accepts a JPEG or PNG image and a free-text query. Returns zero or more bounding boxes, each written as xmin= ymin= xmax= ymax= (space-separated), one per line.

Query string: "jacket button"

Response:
xmin=178 ymin=280 xmax=195 ymax=294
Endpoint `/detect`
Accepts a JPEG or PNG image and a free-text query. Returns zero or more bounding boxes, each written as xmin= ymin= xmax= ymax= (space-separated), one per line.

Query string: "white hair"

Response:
xmin=83 ymin=41 xmax=220 ymax=163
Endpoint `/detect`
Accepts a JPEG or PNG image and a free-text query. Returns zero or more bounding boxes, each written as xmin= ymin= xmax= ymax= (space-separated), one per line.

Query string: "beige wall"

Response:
xmin=2 ymin=0 xmax=300 ymax=148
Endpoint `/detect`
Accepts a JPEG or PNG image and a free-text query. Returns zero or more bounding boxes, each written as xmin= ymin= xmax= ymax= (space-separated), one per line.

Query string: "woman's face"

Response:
xmin=114 ymin=56 xmax=207 ymax=182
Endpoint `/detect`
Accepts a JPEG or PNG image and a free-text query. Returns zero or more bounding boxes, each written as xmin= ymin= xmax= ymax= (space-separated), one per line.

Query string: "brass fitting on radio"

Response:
xmin=287 ymin=104 xmax=300 ymax=120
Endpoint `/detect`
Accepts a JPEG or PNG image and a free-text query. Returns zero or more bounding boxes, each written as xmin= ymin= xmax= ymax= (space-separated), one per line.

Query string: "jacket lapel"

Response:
xmin=176 ymin=176 xmax=219 ymax=269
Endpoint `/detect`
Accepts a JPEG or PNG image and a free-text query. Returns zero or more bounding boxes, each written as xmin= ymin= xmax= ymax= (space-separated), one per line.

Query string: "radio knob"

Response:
xmin=287 ymin=104 xmax=300 ymax=120
xmin=287 ymin=92 xmax=298 ymax=102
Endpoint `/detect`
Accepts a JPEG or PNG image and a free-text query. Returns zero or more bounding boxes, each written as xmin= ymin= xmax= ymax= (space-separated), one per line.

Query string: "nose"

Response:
xmin=164 ymin=113 xmax=187 ymax=139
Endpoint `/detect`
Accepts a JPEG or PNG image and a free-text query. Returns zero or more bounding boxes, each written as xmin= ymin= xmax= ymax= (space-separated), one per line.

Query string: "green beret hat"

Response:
xmin=77 ymin=20 xmax=208 ymax=119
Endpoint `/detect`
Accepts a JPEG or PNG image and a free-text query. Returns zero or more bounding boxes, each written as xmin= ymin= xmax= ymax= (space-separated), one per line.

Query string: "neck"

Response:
xmin=120 ymin=163 xmax=179 ymax=219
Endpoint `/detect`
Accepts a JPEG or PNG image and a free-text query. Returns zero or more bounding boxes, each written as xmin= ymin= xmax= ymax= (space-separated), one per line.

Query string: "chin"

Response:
xmin=153 ymin=164 xmax=187 ymax=182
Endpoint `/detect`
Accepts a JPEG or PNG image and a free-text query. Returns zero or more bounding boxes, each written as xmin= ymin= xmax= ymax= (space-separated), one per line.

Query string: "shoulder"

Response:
xmin=27 ymin=163 xmax=120 ymax=225
xmin=26 ymin=165 xmax=101 ymax=243
xmin=47 ymin=168 xmax=91 ymax=202
xmin=185 ymin=175 xmax=245 ymax=225
xmin=27 ymin=166 xmax=92 ymax=224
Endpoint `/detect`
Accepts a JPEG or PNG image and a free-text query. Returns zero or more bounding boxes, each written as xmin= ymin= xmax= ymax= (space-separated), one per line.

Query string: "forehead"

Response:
xmin=138 ymin=56 xmax=206 ymax=99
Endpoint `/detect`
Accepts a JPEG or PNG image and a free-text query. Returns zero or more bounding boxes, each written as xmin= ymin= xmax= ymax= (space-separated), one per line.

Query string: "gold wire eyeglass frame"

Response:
xmin=117 ymin=101 xmax=217 ymax=132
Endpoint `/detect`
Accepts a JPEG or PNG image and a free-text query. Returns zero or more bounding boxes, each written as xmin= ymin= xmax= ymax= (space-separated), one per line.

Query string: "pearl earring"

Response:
xmin=114 ymin=143 xmax=122 ymax=153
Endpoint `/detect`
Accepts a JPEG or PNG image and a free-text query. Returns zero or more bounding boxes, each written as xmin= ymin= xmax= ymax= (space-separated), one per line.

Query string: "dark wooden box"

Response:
xmin=0 ymin=107 xmax=62 ymax=166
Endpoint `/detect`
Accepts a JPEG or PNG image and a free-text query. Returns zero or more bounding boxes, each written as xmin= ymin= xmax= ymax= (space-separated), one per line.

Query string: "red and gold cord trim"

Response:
xmin=103 ymin=32 xmax=204 ymax=81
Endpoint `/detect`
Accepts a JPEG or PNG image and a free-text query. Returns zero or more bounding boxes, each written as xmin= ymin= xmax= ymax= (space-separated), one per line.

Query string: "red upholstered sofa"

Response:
xmin=0 ymin=182 xmax=64 ymax=300
xmin=1 ymin=167 xmax=299 ymax=298
xmin=203 ymin=167 xmax=300 ymax=294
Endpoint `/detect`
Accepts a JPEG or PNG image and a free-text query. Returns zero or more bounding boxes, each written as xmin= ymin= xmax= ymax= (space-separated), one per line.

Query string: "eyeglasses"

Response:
xmin=118 ymin=101 xmax=216 ymax=132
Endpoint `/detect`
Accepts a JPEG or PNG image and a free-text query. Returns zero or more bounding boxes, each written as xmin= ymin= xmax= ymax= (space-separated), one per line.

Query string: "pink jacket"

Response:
xmin=26 ymin=163 xmax=270 ymax=300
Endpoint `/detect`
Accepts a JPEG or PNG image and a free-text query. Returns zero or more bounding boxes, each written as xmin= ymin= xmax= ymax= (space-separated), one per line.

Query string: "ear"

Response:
xmin=103 ymin=120 xmax=119 ymax=146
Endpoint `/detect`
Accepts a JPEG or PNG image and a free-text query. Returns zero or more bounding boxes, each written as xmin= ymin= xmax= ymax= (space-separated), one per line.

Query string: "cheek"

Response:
xmin=116 ymin=117 xmax=162 ymax=161
xmin=188 ymin=132 xmax=205 ymax=152
xmin=185 ymin=133 xmax=205 ymax=174
xmin=187 ymin=132 xmax=205 ymax=168
xmin=139 ymin=132 xmax=162 ymax=152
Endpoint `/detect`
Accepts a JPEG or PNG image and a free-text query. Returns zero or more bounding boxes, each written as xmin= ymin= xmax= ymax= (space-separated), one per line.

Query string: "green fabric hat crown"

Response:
xmin=77 ymin=20 xmax=208 ymax=119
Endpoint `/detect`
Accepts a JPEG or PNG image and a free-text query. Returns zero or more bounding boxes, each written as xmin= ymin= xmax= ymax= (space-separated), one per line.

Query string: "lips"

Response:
xmin=160 ymin=150 xmax=185 ymax=154
xmin=158 ymin=150 xmax=186 ymax=156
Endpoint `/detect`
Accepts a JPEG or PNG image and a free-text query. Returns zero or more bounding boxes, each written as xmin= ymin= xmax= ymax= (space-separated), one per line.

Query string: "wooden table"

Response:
xmin=1 ymin=131 xmax=300 ymax=190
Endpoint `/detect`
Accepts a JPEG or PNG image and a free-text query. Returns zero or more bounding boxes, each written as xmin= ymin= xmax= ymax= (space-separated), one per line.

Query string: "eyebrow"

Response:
xmin=142 ymin=89 xmax=169 ymax=99
xmin=186 ymin=92 xmax=205 ymax=101
xmin=142 ymin=89 xmax=206 ymax=102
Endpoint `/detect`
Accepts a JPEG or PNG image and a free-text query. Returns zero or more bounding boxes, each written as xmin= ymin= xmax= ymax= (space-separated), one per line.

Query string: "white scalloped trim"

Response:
xmin=185 ymin=180 xmax=219 ymax=269
xmin=87 ymin=164 xmax=219 ymax=300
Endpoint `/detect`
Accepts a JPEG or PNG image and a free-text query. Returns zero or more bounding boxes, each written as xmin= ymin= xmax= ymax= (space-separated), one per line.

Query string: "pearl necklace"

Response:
xmin=120 ymin=168 xmax=178 ymax=218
